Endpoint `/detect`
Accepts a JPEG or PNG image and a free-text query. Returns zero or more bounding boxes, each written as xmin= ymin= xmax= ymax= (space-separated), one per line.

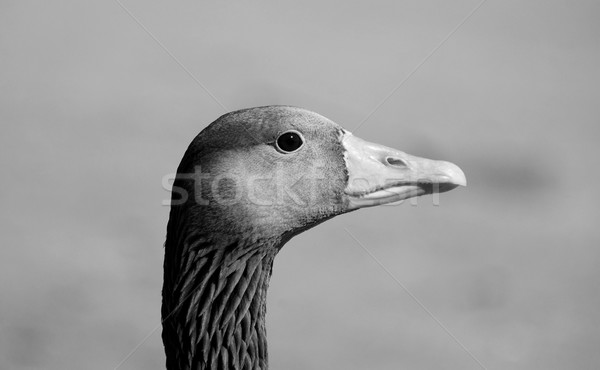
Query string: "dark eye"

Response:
xmin=276 ymin=131 xmax=304 ymax=153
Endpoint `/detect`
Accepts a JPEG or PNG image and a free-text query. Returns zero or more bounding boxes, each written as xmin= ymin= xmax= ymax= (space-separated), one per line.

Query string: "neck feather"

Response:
xmin=162 ymin=228 xmax=280 ymax=370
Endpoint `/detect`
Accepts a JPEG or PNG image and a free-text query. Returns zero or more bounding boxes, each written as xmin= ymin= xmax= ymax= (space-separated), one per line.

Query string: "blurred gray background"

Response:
xmin=1 ymin=0 xmax=599 ymax=369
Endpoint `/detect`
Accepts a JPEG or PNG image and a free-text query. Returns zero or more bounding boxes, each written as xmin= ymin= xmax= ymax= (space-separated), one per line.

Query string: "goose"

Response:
xmin=162 ymin=106 xmax=466 ymax=369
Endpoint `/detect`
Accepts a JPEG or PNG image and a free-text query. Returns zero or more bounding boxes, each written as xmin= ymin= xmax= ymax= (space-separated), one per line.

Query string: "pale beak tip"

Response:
xmin=443 ymin=161 xmax=467 ymax=187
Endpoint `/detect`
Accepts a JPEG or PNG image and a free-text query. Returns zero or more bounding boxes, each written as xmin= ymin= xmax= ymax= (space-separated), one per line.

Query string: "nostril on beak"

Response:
xmin=386 ymin=157 xmax=408 ymax=167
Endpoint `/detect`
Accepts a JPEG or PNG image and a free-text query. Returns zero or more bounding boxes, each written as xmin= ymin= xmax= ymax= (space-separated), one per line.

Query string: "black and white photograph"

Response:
xmin=1 ymin=0 xmax=598 ymax=369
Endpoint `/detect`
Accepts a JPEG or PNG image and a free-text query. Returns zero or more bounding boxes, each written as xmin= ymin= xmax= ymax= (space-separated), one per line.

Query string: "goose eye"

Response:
xmin=276 ymin=131 xmax=304 ymax=153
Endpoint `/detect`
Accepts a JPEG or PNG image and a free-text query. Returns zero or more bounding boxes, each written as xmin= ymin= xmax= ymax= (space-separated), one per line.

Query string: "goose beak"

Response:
xmin=342 ymin=131 xmax=466 ymax=210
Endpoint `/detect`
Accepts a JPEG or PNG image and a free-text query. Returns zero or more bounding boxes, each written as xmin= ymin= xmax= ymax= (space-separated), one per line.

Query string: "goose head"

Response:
xmin=163 ymin=105 xmax=466 ymax=369
xmin=170 ymin=105 xmax=465 ymax=241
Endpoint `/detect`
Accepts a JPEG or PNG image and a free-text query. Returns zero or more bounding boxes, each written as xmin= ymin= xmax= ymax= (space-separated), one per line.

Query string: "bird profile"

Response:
xmin=162 ymin=106 xmax=466 ymax=369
